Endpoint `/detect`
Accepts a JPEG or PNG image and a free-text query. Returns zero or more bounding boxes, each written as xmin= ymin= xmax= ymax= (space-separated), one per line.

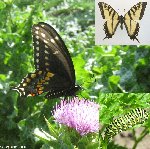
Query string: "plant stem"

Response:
xmin=132 ymin=128 xmax=148 ymax=149
xmin=99 ymin=127 xmax=107 ymax=149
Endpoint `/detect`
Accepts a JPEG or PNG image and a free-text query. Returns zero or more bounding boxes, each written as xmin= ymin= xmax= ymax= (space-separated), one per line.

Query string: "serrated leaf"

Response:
xmin=44 ymin=117 xmax=59 ymax=139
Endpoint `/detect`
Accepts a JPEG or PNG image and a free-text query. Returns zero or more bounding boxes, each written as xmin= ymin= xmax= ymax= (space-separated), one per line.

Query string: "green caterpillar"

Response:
xmin=104 ymin=108 xmax=149 ymax=140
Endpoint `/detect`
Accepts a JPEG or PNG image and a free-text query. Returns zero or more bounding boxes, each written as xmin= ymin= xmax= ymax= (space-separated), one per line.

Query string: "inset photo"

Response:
xmin=95 ymin=0 xmax=150 ymax=45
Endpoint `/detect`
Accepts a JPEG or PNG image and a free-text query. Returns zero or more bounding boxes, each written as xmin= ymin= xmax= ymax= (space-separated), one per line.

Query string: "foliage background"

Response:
xmin=0 ymin=0 xmax=150 ymax=148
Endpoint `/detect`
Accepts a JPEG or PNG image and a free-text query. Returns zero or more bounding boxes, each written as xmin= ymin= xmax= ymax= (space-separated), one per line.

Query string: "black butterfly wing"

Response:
xmin=14 ymin=22 xmax=79 ymax=99
xmin=32 ymin=22 xmax=75 ymax=80
xmin=124 ymin=2 xmax=147 ymax=42
xmin=13 ymin=70 xmax=53 ymax=97
xmin=98 ymin=2 xmax=120 ymax=39
xmin=33 ymin=22 xmax=75 ymax=79
xmin=33 ymin=22 xmax=78 ymax=98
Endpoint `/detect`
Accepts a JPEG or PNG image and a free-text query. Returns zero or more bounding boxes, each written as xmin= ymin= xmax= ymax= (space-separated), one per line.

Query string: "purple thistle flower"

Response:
xmin=52 ymin=97 xmax=99 ymax=136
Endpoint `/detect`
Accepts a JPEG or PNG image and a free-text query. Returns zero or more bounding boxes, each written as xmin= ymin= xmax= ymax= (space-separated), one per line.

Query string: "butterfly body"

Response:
xmin=119 ymin=15 xmax=124 ymax=30
xmin=13 ymin=22 xmax=80 ymax=99
xmin=98 ymin=2 xmax=147 ymax=42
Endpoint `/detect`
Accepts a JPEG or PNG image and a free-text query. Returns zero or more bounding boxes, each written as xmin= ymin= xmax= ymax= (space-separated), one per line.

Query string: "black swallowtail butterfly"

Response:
xmin=13 ymin=22 xmax=81 ymax=99
xmin=104 ymin=108 xmax=148 ymax=140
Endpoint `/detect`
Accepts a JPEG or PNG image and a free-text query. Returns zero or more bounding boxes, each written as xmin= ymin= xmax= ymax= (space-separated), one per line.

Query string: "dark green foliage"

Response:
xmin=107 ymin=142 xmax=127 ymax=149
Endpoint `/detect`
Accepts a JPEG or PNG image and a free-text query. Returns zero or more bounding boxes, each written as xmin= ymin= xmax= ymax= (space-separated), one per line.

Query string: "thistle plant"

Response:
xmin=53 ymin=97 xmax=99 ymax=136
xmin=34 ymin=97 xmax=99 ymax=148
xmin=34 ymin=95 xmax=149 ymax=149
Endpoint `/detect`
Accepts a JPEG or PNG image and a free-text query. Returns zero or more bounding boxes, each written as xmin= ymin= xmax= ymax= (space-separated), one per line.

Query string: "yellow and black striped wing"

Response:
xmin=124 ymin=2 xmax=147 ymax=42
xmin=98 ymin=2 xmax=120 ymax=39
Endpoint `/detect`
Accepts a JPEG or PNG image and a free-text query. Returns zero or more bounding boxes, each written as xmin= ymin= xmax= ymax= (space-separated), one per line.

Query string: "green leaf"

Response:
xmin=0 ymin=1 xmax=6 ymax=9
xmin=44 ymin=117 xmax=59 ymax=139
xmin=109 ymin=75 xmax=120 ymax=85
xmin=0 ymin=74 xmax=6 ymax=81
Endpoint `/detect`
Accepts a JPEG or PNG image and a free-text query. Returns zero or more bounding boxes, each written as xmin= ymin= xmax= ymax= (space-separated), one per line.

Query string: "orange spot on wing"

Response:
xmin=38 ymin=90 xmax=43 ymax=94
xmin=28 ymin=93 xmax=36 ymax=96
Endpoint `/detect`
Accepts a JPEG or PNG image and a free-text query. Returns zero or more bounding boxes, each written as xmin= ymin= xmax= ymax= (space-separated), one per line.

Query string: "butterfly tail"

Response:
xmin=124 ymin=21 xmax=140 ymax=43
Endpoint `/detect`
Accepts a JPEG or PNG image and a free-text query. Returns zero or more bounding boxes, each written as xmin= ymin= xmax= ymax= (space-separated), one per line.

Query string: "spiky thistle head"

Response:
xmin=52 ymin=97 xmax=99 ymax=136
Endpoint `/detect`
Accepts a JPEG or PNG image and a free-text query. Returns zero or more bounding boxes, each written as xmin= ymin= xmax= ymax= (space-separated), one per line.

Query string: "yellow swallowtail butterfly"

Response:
xmin=98 ymin=2 xmax=147 ymax=43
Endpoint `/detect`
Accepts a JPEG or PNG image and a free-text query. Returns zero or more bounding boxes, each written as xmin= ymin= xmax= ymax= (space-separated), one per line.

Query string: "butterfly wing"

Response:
xmin=124 ymin=2 xmax=147 ymax=42
xmin=98 ymin=2 xmax=120 ymax=39
xmin=13 ymin=70 xmax=54 ymax=97
xmin=32 ymin=22 xmax=75 ymax=81
xmin=14 ymin=22 xmax=79 ymax=99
